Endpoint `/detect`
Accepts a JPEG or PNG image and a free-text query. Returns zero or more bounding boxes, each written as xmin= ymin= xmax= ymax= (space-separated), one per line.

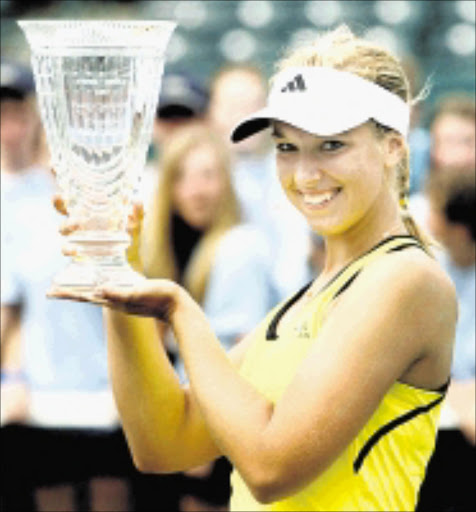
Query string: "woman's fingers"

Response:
xmin=131 ymin=201 xmax=144 ymax=221
xmin=95 ymin=285 xmax=152 ymax=310
xmin=59 ymin=220 xmax=80 ymax=236
xmin=127 ymin=201 xmax=145 ymax=235
xmin=47 ymin=287 xmax=108 ymax=305
xmin=95 ymin=281 xmax=177 ymax=321
xmin=48 ymin=280 xmax=180 ymax=321
xmin=53 ymin=193 xmax=68 ymax=216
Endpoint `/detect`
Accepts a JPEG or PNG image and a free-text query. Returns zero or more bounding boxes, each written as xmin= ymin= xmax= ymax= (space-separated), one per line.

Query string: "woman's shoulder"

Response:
xmin=362 ymin=245 xmax=456 ymax=305
xmin=327 ymin=245 xmax=457 ymax=388
xmin=355 ymin=245 xmax=458 ymax=340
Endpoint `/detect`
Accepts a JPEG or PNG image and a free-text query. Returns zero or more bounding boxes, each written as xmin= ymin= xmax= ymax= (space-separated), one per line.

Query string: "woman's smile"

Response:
xmin=300 ymin=187 xmax=343 ymax=210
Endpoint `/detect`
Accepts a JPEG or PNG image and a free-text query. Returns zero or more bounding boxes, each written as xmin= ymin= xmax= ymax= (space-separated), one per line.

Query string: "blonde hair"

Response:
xmin=274 ymin=24 xmax=435 ymax=252
xmin=142 ymin=125 xmax=240 ymax=303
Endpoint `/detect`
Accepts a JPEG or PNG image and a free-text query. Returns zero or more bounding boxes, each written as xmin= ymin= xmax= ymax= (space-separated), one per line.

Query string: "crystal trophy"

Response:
xmin=18 ymin=20 xmax=176 ymax=289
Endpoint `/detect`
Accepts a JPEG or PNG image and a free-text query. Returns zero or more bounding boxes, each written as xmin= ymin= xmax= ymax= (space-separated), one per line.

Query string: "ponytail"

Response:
xmin=397 ymin=144 xmax=437 ymax=255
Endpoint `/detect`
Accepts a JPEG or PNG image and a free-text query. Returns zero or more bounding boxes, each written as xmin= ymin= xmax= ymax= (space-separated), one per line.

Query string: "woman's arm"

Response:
xmin=166 ymin=252 xmax=456 ymax=503
xmin=49 ymin=196 xmax=253 ymax=473
xmin=103 ymin=295 xmax=255 ymax=473
xmin=66 ymin=249 xmax=455 ymax=503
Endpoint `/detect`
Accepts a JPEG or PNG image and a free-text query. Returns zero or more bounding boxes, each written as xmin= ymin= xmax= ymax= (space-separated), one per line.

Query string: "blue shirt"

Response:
xmin=1 ymin=168 xmax=108 ymax=393
xmin=175 ymin=224 xmax=275 ymax=382
xmin=439 ymin=253 xmax=475 ymax=380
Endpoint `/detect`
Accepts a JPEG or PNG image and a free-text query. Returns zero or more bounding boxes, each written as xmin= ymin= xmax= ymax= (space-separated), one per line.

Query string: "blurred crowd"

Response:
xmin=1 ymin=29 xmax=475 ymax=512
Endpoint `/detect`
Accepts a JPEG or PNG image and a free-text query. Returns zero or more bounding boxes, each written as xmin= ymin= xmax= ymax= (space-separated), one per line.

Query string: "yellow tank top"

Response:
xmin=230 ymin=236 xmax=448 ymax=512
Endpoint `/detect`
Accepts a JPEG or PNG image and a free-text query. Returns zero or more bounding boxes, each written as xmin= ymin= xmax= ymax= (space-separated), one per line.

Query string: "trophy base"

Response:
xmin=52 ymin=239 xmax=144 ymax=292
xmin=52 ymin=261 xmax=144 ymax=292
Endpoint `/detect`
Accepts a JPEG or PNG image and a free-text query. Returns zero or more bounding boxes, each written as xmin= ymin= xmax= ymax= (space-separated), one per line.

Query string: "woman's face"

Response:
xmin=431 ymin=114 xmax=476 ymax=169
xmin=172 ymin=143 xmax=227 ymax=229
xmin=273 ymin=121 xmax=402 ymax=236
xmin=0 ymin=98 xmax=40 ymax=157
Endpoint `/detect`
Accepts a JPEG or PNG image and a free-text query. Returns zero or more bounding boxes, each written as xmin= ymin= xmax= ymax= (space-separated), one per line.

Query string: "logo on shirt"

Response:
xmin=294 ymin=321 xmax=311 ymax=339
xmin=281 ymin=74 xmax=307 ymax=93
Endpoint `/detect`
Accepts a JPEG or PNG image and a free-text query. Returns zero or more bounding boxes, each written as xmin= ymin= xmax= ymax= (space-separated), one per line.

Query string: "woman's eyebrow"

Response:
xmin=271 ymin=126 xmax=285 ymax=138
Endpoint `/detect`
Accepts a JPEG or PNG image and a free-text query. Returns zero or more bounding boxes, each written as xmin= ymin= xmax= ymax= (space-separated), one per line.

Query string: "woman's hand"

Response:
xmin=53 ymin=193 xmax=145 ymax=272
xmin=49 ymin=278 xmax=185 ymax=323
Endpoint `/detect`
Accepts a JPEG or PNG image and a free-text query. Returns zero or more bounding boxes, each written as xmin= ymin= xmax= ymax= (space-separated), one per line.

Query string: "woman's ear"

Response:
xmin=383 ymin=133 xmax=405 ymax=169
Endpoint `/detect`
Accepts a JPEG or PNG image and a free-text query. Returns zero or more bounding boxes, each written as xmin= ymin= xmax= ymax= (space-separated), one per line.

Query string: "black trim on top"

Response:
xmin=265 ymin=235 xmax=422 ymax=341
xmin=434 ymin=378 xmax=451 ymax=393
xmin=306 ymin=235 xmax=425 ymax=303
xmin=332 ymin=269 xmax=362 ymax=300
xmin=386 ymin=242 xmax=423 ymax=253
xmin=396 ymin=377 xmax=451 ymax=394
xmin=312 ymin=235 xmax=420 ymax=299
xmin=353 ymin=392 xmax=446 ymax=473
xmin=266 ymin=282 xmax=312 ymax=340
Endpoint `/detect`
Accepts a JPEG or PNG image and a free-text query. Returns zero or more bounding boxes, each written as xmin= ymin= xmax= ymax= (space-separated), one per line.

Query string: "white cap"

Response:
xmin=231 ymin=66 xmax=410 ymax=142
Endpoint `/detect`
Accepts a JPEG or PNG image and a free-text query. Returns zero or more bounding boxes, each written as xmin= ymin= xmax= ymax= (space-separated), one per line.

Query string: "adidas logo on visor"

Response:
xmin=281 ymin=74 xmax=306 ymax=92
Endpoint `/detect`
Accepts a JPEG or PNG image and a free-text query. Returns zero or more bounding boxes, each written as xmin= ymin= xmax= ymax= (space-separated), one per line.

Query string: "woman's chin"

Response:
xmin=308 ymin=218 xmax=351 ymax=237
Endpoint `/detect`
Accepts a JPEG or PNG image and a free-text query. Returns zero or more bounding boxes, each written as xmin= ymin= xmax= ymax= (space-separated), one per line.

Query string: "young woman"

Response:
xmin=52 ymin=26 xmax=457 ymax=511
xmin=141 ymin=124 xmax=272 ymax=368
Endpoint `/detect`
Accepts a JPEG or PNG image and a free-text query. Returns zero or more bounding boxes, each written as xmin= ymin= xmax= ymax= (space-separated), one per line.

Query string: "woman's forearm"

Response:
xmin=171 ymin=293 xmax=275 ymax=492
xmin=105 ymin=309 xmax=189 ymax=470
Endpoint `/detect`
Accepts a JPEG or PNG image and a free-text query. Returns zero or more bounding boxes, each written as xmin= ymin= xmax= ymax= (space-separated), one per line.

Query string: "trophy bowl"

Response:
xmin=18 ymin=20 xmax=176 ymax=290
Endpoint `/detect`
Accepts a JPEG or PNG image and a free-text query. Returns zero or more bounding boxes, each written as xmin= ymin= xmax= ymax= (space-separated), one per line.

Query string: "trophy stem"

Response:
xmin=53 ymin=239 xmax=144 ymax=291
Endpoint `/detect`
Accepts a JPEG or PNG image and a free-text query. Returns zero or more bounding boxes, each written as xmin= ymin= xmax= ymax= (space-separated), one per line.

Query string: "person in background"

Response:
xmin=409 ymin=94 xmax=475 ymax=228
xmin=142 ymin=124 xmax=272 ymax=377
xmin=1 ymin=58 xmax=40 ymax=430
xmin=208 ymin=63 xmax=311 ymax=303
xmin=140 ymin=71 xmax=209 ymax=211
xmin=430 ymin=97 xmax=476 ymax=171
xmin=0 ymin=58 xmax=136 ymax=512
xmin=401 ymin=55 xmax=431 ymax=196
xmin=417 ymin=168 xmax=475 ymax=512
xmin=139 ymin=124 xmax=272 ymax=511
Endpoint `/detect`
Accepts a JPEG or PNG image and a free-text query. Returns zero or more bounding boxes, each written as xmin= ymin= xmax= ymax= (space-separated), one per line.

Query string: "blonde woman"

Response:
xmin=141 ymin=124 xmax=272 ymax=361
xmin=53 ymin=26 xmax=457 ymax=511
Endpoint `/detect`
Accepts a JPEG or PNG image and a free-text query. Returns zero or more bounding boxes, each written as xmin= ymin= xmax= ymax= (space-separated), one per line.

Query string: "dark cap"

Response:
xmin=1 ymin=58 xmax=35 ymax=100
xmin=157 ymin=72 xmax=208 ymax=119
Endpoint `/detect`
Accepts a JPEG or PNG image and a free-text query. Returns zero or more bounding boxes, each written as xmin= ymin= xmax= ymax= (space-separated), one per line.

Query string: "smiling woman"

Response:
xmin=232 ymin=27 xmax=432 ymax=250
xmin=50 ymin=24 xmax=457 ymax=512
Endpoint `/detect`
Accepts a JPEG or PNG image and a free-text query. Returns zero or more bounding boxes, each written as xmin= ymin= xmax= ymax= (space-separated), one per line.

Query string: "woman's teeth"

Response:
xmin=303 ymin=189 xmax=340 ymax=207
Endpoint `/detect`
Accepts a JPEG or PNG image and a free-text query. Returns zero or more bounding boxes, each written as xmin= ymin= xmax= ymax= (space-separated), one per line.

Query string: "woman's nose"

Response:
xmin=294 ymin=155 xmax=323 ymax=186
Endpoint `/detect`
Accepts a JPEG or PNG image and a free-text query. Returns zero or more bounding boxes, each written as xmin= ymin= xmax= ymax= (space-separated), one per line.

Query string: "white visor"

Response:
xmin=231 ymin=66 xmax=410 ymax=142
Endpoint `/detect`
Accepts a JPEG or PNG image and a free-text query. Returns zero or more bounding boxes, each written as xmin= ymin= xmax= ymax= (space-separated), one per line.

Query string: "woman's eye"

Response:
xmin=321 ymin=140 xmax=344 ymax=151
xmin=276 ymin=143 xmax=296 ymax=153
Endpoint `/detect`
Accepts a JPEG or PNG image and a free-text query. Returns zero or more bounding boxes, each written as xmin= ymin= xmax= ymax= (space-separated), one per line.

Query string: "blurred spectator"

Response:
xmin=417 ymin=169 xmax=475 ymax=512
xmin=140 ymin=71 xmax=209 ymax=211
xmin=431 ymin=96 xmax=476 ymax=170
xmin=427 ymin=169 xmax=475 ymax=384
xmin=410 ymin=94 xmax=476 ymax=228
xmin=208 ymin=63 xmax=312 ymax=302
xmin=140 ymin=124 xmax=273 ymax=510
xmin=142 ymin=124 xmax=272 ymax=364
xmin=401 ymin=55 xmax=431 ymax=196
xmin=0 ymin=58 xmax=136 ymax=512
